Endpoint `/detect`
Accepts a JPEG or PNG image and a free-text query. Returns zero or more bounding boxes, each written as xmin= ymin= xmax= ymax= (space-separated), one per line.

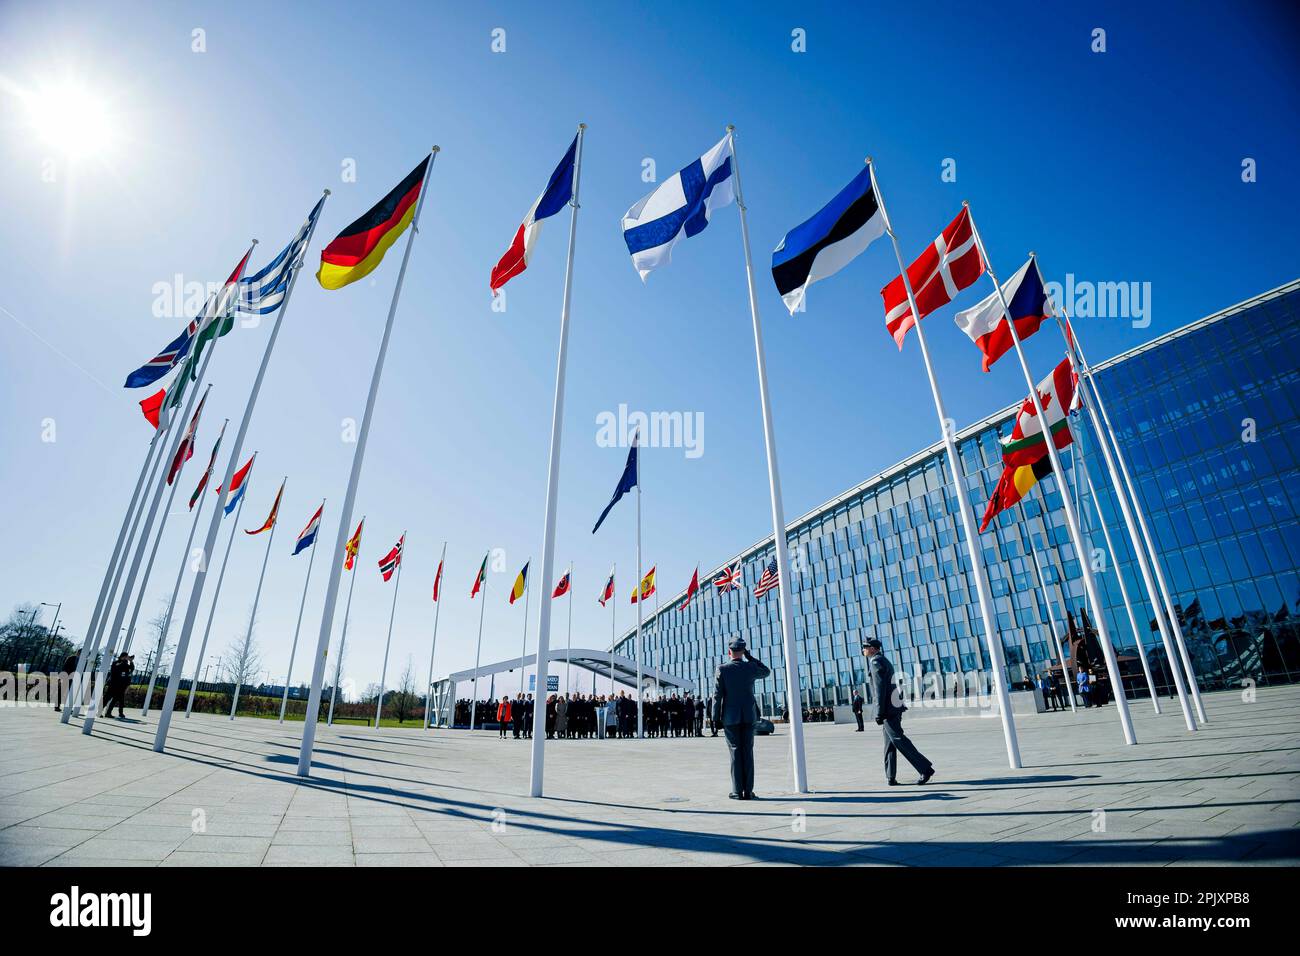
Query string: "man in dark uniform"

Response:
xmin=523 ymin=693 xmax=535 ymax=738
xmin=851 ymin=689 xmax=865 ymax=731
xmin=712 ymin=637 xmax=770 ymax=800
xmin=863 ymin=639 xmax=934 ymax=785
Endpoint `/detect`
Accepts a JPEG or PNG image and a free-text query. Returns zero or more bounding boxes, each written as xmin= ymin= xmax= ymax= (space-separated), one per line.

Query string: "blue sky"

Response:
xmin=1 ymin=0 xmax=1296 ymax=696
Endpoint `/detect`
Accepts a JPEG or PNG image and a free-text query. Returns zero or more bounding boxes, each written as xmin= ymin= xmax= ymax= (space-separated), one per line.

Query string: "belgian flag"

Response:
xmin=980 ymin=455 xmax=1052 ymax=532
xmin=317 ymin=155 xmax=430 ymax=290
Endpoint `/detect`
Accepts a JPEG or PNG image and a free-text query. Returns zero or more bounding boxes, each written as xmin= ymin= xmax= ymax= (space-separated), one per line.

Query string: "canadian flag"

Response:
xmin=880 ymin=206 xmax=984 ymax=348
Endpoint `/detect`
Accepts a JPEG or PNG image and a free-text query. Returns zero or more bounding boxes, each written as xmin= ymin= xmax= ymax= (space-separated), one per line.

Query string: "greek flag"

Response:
xmin=238 ymin=196 xmax=324 ymax=316
xmin=621 ymin=134 xmax=734 ymax=280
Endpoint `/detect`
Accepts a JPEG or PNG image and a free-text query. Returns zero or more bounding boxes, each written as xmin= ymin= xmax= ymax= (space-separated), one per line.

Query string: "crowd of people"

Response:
xmin=1035 ymin=669 xmax=1113 ymax=710
xmin=454 ymin=690 xmax=716 ymax=738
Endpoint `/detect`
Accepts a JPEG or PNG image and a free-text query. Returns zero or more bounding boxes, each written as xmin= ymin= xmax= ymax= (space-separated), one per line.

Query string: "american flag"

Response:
xmin=712 ymin=561 xmax=742 ymax=592
xmin=753 ymin=557 xmax=779 ymax=598
xmin=378 ymin=534 xmax=404 ymax=582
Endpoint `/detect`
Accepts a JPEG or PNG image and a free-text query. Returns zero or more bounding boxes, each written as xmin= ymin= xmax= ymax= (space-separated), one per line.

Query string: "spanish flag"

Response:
xmin=317 ymin=155 xmax=430 ymax=290
xmin=509 ymin=562 xmax=529 ymax=605
xmin=980 ymin=456 xmax=1052 ymax=532
xmin=630 ymin=566 xmax=656 ymax=604
xmin=247 ymin=479 xmax=285 ymax=536
xmin=343 ymin=519 xmax=364 ymax=571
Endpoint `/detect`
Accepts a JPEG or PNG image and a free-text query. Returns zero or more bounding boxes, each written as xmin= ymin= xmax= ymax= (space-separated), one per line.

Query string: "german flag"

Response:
xmin=980 ymin=455 xmax=1052 ymax=532
xmin=317 ymin=155 xmax=430 ymax=290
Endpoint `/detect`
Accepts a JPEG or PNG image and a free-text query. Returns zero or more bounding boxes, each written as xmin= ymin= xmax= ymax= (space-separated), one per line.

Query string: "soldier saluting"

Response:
xmin=863 ymin=638 xmax=934 ymax=786
xmin=713 ymin=637 xmax=770 ymax=800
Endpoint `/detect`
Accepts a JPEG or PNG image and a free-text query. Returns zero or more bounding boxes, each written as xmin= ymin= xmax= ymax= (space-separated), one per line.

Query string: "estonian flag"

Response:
xmin=771 ymin=165 xmax=885 ymax=315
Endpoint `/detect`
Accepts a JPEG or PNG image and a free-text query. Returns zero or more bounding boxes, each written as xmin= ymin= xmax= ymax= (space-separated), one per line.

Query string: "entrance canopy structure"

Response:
xmin=445 ymin=648 xmax=690 ymax=695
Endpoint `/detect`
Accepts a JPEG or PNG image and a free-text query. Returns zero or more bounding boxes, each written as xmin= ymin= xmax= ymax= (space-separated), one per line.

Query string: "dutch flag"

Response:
xmin=293 ymin=503 xmax=323 ymax=556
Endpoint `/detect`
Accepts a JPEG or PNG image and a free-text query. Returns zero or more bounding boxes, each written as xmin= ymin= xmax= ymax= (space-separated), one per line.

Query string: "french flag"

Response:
xmin=293 ymin=503 xmax=324 ymax=555
xmin=489 ymin=134 xmax=578 ymax=294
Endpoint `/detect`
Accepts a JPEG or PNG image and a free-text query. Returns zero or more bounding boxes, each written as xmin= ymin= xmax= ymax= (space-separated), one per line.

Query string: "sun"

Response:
xmin=24 ymin=79 xmax=114 ymax=160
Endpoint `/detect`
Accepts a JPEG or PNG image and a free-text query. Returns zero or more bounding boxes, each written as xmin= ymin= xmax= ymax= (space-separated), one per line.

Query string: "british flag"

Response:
xmin=712 ymin=561 xmax=742 ymax=593
xmin=753 ymin=557 xmax=779 ymax=599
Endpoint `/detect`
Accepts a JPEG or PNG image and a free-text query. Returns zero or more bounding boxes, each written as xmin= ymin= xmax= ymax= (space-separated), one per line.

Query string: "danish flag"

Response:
xmin=880 ymin=206 xmax=984 ymax=348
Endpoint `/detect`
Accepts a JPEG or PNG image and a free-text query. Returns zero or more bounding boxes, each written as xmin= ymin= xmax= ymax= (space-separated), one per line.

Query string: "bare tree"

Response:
xmin=392 ymin=656 xmax=418 ymax=724
xmin=143 ymin=600 xmax=175 ymax=676
xmin=222 ymin=617 xmax=262 ymax=689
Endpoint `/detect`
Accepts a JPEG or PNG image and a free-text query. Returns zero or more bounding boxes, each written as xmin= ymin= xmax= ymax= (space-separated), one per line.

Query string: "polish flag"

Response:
xmin=881 ymin=206 xmax=984 ymax=348
xmin=489 ymin=135 xmax=579 ymax=294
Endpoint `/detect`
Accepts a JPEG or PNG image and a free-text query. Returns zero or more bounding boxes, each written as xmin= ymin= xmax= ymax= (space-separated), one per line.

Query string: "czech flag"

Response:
xmin=490 ymin=134 xmax=578 ymax=294
xmin=509 ymin=562 xmax=529 ymax=605
xmin=293 ymin=503 xmax=324 ymax=556
xmin=318 ymin=155 xmax=430 ymax=290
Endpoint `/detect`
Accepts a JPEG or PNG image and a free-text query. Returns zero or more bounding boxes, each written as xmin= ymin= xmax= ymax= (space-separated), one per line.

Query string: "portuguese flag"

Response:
xmin=470 ymin=554 xmax=488 ymax=598
xmin=980 ymin=455 xmax=1052 ymax=532
xmin=318 ymin=155 xmax=430 ymax=290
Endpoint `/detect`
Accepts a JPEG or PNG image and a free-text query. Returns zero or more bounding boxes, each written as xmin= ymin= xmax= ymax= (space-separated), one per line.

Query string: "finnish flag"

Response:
xmin=621 ymin=134 xmax=735 ymax=280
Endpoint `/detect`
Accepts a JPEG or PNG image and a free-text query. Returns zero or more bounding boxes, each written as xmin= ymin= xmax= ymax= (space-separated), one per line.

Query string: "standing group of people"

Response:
xmin=1035 ymin=669 xmax=1112 ymax=711
xmin=494 ymin=693 xmax=536 ymax=738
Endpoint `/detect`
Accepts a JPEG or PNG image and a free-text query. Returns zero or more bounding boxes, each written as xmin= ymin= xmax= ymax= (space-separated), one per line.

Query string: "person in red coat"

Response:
xmin=496 ymin=696 xmax=512 ymax=738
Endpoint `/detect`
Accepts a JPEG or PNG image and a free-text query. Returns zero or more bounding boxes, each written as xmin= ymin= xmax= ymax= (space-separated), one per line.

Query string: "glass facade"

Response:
xmin=615 ymin=281 xmax=1300 ymax=713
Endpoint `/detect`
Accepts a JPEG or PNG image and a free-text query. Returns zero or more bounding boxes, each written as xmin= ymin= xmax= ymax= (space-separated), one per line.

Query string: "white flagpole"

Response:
xmin=230 ymin=479 xmax=283 ymax=720
xmin=1057 ymin=303 xmax=1205 ymax=726
xmin=470 ymin=560 xmax=487 ymax=731
xmin=82 ymin=377 xmax=215 ymax=736
xmin=296 ymin=152 xmax=438 ymax=777
xmin=158 ymin=201 xmax=328 ymax=752
xmin=653 ymin=585 xmax=662 ymax=695
xmin=728 ymin=126 xmax=809 ymax=791
xmin=423 ymin=540 xmax=447 ymax=730
xmin=328 ymin=514 xmax=363 ymax=726
xmin=868 ymin=163 xmax=1022 ymax=767
xmin=64 ymin=429 xmax=168 ymax=724
xmin=280 ymin=500 xmax=325 ymax=722
xmin=374 ymin=532 xmax=405 ymax=729
xmin=1020 ymin=513 xmax=1077 ymax=713
xmin=966 ymin=211 xmax=1136 ymax=745
xmin=142 ymin=418 xmax=228 ymax=716
xmin=635 ymin=451 xmax=644 ymax=739
xmin=609 ymin=566 xmax=616 ymax=696
xmin=186 ymin=453 xmax=257 ymax=718
xmin=517 ymin=559 xmax=532 ymax=694
xmin=1076 ymin=445 xmax=1161 ymax=710
xmin=527 ymin=124 xmax=586 ymax=794
xmin=566 ymin=565 xmax=573 ymax=692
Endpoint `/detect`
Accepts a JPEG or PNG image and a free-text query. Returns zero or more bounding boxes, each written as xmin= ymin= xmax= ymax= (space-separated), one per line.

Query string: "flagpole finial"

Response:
xmin=431 ymin=145 xmax=440 ymax=153
xmin=323 ymin=188 xmax=331 ymax=196
xmin=865 ymin=156 xmax=873 ymax=165
xmin=1029 ymin=250 xmax=1036 ymax=258
xmin=251 ymin=239 xmax=259 ymax=246
xmin=962 ymin=200 xmax=969 ymax=207
xmin=726 ymin=124 xmax=735 ymax=133
xmin=578 ymin=122 xmax=586 ymax=130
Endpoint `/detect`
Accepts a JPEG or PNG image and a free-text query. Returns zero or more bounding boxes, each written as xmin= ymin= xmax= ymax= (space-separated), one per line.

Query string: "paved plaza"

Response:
xmin=1 ymin=685 xmax=1297 ymax=867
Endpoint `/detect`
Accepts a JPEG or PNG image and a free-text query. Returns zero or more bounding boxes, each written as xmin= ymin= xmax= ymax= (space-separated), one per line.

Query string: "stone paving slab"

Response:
xmin=1 ymin=684 xmax=1298 ymax=866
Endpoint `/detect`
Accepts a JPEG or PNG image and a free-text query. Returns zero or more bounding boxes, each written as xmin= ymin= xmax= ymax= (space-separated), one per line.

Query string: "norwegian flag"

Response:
xmin=753 ymin=557 xmax=779 ymax=599
xmin=378 ymin=534 xmax=404 ymax=582
xmin=598 ymin=568 xmax=615 ymax=607
xmin=712 ymin=561 xmax=742 ymax=592
xmin=881 ymin=206 xmax=984 ymax=348
xmin=552 ymin=569 xmax=571 ymax=599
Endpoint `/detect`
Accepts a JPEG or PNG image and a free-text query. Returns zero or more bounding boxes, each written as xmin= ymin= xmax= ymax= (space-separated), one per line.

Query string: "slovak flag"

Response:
xmin=490 ymin=134 xmax=579 ymax=294
xmin=552 ymin=569 xmax=571 ymax=599
xmin=598 ymin=568 xmax=615 ymax=607
xmin=293 ymin=503 xmax=324 ymax=556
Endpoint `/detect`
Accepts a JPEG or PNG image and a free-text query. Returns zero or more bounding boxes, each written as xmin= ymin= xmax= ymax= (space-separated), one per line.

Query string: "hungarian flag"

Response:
xmin=509 ymin=562 xmax=529 ymax=604
xmin=679 ymin=567 xmax=700 ymax=609
xmin=552 ymin=569 xmax=571 ymax=598
xmin=981 ymin=456 xmax=1053 ymax=531
xmin=318 ymin=155 xmax=430 ymax=290
xmin=343 ymin=519 xmax=364 ymax=570
xmin=598 ymin=568 xmax=615 ymax=607
xmin=188 ymin=429 xmax=223 ymax=511
xmin=630 ymin=566 xmax=656 ymax=604
xmin=1000 ymin=357 xmax=1079 ymax=467
xmin=881 ymin=206 xmax=983 ymax=348
xmin=293 ymin=503 xmax=324 ymax=556
xmin=954 ymin=257 xmax=1051 ymax=372
xmin=139 ymin=388 xmax=166 ymax=429
xmin=166 ymin=389 xmax=208 ymax=486
xmin=218 ymin=456 xmax=254 ymax=516
xmin=471 ymin=554 xmax=488 ymax=597
xmin=246 ymin=479 xmax=284 ymax=535
xmin=490 ymin=134 xmax=578 ymax=294
xmin=432 ymin=554 xmax=443 ymax=601
xmin=378 ymin=534 xmax=404 ymax=582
